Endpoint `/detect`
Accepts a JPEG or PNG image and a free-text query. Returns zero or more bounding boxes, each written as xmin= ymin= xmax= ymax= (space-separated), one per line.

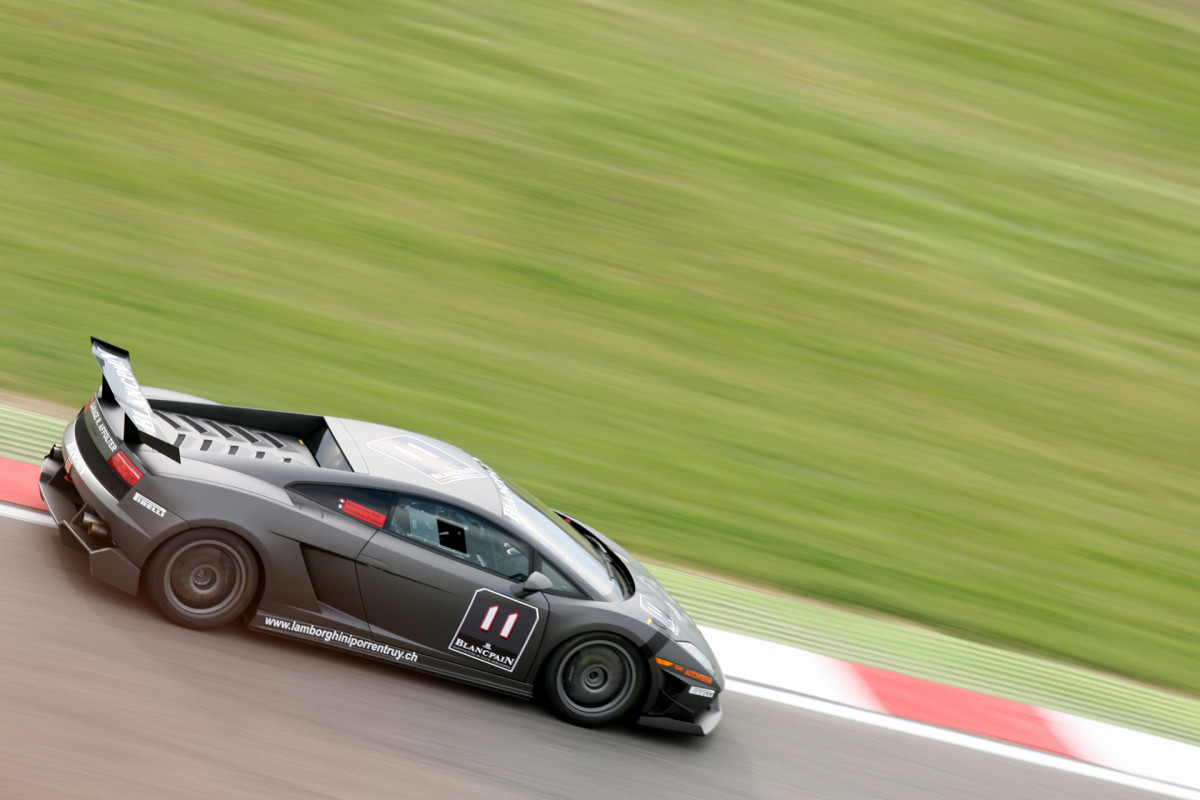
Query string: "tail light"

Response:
xmin=109 ymin=451 xmax=144 ymax=486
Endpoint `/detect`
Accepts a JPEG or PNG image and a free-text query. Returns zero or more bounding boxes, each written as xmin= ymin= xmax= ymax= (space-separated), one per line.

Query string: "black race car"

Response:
xmin=38 ymin=339 xmax=722 ymax=734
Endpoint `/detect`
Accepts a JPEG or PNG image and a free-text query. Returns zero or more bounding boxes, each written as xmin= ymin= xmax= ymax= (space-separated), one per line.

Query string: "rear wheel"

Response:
xmin=543 ymin=634 xmax=645 ymax=727
xmin=145 ymin=529 xmax=259 ymax=629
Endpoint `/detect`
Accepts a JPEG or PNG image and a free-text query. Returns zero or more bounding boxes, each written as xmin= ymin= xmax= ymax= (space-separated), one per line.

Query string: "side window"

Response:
xmin=538 ymin=558 xmax=585 ymax=598
xmin=388 ymin=496 xmax=531 ymax=581
xmin=291 ymin=483 xmax=393 ymax=528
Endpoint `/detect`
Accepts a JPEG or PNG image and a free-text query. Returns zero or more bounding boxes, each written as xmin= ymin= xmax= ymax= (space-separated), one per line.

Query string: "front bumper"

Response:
xmin=638 ymin=696 xmax=722 ymax=735
xmin=635 ymin=651 xmax=724 ymax=735
xmin=39 ymin=445 xmax=141 ymax=595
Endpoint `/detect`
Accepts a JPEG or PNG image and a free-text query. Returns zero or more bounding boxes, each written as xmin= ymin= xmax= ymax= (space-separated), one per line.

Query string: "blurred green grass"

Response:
xmin=1 ymin=0 xmax=1199 ymax=694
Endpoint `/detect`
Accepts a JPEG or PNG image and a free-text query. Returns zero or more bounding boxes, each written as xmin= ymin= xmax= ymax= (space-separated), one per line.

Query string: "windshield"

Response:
xmin=482 ymin=466 xmax=621 ymax=601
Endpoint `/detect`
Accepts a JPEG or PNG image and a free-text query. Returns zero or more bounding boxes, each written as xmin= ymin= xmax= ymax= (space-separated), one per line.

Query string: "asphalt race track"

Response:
xmin=0 ymin=513 xmax=1173 ymax=800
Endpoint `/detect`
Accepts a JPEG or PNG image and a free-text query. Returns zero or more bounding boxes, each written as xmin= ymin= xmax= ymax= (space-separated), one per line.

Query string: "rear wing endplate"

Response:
xmin=91 ymin=337 xmax=181 ymax=462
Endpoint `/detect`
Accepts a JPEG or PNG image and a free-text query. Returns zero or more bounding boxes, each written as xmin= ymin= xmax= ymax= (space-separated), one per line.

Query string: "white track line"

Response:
xmin=0 ymin=500 xmax=54 ymax=527
xmin=2 ymin=498 xmax=1197 ymax=797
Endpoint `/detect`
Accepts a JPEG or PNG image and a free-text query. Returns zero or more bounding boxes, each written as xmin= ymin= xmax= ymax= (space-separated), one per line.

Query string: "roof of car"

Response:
xmin=331 ymin=417 xmax=505 ymax=517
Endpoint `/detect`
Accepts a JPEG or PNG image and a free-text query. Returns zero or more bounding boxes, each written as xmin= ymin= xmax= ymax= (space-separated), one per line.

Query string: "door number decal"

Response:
xmin=450 ymin=589 xmax=539 ymax=672
xmin=480 ymin=605 xmax=519 ymax=639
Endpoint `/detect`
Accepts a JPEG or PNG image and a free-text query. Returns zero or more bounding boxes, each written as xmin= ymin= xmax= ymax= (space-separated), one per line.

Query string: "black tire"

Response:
xmin=543 ymin=633 xmax=646 ymax=727
xmin=145 ymin=529 xmax=260 ymax=629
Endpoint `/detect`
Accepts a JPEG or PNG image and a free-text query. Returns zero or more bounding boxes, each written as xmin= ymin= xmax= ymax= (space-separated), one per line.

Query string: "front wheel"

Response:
xmin=543 ymin=634 xmax=646 ymax=727
xmin=145 ymin=529 xmax=260 ymax=629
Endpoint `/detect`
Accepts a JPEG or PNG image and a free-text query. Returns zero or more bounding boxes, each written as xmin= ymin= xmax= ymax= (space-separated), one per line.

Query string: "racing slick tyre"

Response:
xmin=543 ymin=633 xmax=646 ymax=727
xmin=145 ymin=529 xmax=260 ymax=629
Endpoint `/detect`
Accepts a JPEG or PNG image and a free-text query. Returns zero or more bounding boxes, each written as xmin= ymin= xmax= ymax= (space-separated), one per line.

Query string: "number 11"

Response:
xmin=480 ymin=605 xmax=518 ymax=639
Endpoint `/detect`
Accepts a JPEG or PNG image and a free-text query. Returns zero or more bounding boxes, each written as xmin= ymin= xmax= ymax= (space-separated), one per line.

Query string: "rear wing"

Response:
xmin=91 ymin=337 xmax=181 ymax=462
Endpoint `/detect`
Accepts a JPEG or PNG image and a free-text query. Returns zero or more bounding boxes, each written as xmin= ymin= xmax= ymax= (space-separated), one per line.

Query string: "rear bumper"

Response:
xmin=39 ymin=444 xmax=141 ymax=595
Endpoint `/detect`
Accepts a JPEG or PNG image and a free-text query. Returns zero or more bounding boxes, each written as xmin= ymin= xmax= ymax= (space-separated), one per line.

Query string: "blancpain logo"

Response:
xmin=132 ymin=492 xmax=166 ymax=518
xmin=453 ymin=638 xmax=516 ymax=668
xmin=108 ymin=357 xmax=157 ymax=435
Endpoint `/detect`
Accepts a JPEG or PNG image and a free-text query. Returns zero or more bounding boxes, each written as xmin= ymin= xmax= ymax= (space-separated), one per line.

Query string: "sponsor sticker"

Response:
xmin=367 ymin=435 xmax=484 ymax=484
xmin=259 ymin=615 xmax=418 ymax=663
xmin=66 ymin=441 xmax=84 ymax=472
xmin=480 ymin=464 xmax=522 ymax=525
xmin=688 ymin=686 xmax=715 ymax=698
xmin=338 ymin=498 xmax=386 ymax=527
xmin=131 ymin=492 xmax=167 ymax=518
xmin=449 ymin=589 xmax=539 ymax=672
xmin=96 ymin=346 xmax=157 ymax=436
xmin=89 ymin=400 xmax=119 ymax=455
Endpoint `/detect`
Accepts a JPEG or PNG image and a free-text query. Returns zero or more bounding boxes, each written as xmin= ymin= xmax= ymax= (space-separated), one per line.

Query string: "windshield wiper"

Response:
xmin=593 ymin=540 xmax=617 ymax=579
xmin=579 ymin=530 xmax=618 ymax=580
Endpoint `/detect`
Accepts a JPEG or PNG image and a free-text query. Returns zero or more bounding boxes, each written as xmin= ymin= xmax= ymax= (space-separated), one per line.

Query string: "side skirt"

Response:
xmin=248 ymin=611 xmax=534 ymax=700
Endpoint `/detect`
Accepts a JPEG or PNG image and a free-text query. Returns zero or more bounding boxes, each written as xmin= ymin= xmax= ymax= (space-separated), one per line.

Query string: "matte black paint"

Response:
xmin=39 ymin=341 xmax=724 ymax=733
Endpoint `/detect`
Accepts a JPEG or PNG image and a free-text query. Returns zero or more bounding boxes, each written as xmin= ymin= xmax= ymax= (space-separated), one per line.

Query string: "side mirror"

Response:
xmin=516 ymin=571 xmax=554 ymax=596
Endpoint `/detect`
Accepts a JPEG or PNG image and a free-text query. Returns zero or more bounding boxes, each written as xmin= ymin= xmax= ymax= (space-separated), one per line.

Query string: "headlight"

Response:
xmin=678 ymin=641 xmax=713 ymax=674
xmin=639 ymin=594 xmax=679 ymax=636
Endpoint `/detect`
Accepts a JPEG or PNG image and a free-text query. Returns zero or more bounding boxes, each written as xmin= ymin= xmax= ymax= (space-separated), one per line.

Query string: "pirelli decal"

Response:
xmin=449 ymin=589 xmax=539 ymax=672
xmin=132 ymin=492 xmax=167 ymax=518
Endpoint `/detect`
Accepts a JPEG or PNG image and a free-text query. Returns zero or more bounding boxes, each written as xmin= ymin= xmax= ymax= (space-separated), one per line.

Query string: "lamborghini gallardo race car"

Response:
xmin=38 ymin=339 xmax=723 ymax=734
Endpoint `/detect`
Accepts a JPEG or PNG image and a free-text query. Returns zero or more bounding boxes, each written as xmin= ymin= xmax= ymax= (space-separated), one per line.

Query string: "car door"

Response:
xmin=354 ymin=495 xmax=549 ymax=682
